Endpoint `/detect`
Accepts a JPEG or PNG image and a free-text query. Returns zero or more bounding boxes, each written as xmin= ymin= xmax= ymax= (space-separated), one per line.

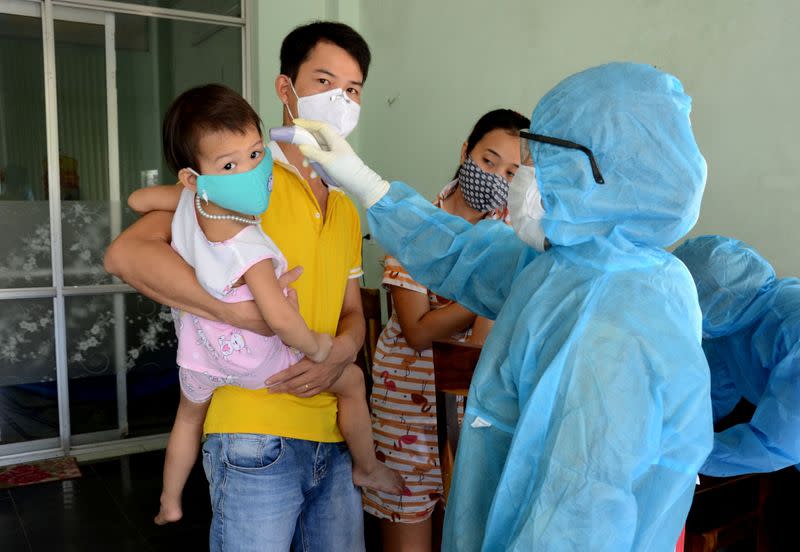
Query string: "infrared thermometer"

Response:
xmin=269 ymin=126 xmax=340 ymax=188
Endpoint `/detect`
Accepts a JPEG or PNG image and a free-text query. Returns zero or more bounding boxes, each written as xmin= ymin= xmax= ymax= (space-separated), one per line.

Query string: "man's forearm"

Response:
xmin=262 ymin=288 xmax=367 ymax=396
xmin=104 ymin=211 xmax=221 ymax=320
xmin=333 ymin=308 xmax=366 ymax=364
xmin=120 ymin=242 xmax=219 ymax=319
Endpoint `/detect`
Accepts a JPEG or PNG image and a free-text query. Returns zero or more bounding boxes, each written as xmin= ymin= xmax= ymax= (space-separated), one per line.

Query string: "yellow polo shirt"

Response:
xmin=203 ymin=156 xmax=363 ymax=442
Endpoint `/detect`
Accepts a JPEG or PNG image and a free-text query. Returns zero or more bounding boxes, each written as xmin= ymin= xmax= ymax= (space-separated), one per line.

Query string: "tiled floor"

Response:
xmin=14 ymin=449 xmax=798 ymax=551
xmin=0 ymin=449 xmax=386 ymax=551
xmin=0 ymin=450 xmax=210 ymax=551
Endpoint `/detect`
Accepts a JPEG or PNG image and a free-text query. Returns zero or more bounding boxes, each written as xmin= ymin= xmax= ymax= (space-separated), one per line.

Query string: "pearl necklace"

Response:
xmin=195 ymin=194 xmax=259 ymax=225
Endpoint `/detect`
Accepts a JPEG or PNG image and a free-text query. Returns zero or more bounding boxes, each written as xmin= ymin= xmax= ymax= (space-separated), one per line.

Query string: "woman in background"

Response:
xmin=362 ymin=109 xmax=529 ymax=552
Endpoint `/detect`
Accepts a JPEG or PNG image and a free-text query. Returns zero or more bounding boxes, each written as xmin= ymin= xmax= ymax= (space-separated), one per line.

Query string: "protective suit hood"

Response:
xmin=674 ymin=235 xmax=776 ymax=337
xmin=531 ymin=62 xmax=707 ymax=250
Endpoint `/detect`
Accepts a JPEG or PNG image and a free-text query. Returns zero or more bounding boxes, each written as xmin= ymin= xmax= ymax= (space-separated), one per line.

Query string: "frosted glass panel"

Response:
xmin=0 ymin=14 xmax=51 ymax=288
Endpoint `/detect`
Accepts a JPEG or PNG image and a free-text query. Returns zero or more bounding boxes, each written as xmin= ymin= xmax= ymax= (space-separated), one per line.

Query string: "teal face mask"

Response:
xmin=190 ymin=149 xmax=273 ymax=216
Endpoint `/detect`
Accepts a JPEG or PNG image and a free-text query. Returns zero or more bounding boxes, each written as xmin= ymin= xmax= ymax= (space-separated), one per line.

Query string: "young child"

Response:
xmin=127 ymin=84 xmax=403 ymax=525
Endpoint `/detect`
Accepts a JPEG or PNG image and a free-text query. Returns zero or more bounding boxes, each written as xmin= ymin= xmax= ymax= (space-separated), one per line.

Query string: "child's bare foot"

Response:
xmin=154 ymin=495 xmax=183 ymax=525
xmin=353 ymin=462 xmax=405 ymax=494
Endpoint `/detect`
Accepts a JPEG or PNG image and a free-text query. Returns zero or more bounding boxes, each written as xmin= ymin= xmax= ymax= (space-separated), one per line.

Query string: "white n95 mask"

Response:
xmin=288 ymin=82 xmax=360 ymax=138
xmin=508 ymin=164 xmax=548 ymax=252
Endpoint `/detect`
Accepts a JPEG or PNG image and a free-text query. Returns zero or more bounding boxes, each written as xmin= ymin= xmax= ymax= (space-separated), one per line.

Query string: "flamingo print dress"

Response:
xmin=362 ymin=181 xmax=508 ymax=523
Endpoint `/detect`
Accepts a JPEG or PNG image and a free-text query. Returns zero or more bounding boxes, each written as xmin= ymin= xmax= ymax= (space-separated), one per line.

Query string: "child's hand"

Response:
xmin=308 ymin=332 xmax=333 ymax=363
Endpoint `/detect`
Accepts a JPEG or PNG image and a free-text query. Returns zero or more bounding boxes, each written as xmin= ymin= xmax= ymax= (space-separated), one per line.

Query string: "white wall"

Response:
xmin=350 ymin=0 xmax=800 ymax=281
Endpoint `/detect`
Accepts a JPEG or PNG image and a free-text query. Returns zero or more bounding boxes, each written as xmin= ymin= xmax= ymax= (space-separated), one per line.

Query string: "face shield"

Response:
xmin=507 ymin=133 xmax=548 ymax=251
xmin=508 ymin=130 xmax=606 ymax=252
xmin=508 ymin=130 xmax=605 ymax=252
xmin=520 ymin=130 xmax=534 ymax=169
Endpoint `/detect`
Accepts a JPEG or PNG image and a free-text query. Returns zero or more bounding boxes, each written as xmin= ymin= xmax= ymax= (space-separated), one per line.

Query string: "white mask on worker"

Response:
xmin=507 ymin=164 xmax=548 ymax=252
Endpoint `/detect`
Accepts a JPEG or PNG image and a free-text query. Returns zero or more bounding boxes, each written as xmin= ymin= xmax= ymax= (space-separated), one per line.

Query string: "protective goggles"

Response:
xmin=519 ymin=130 xmax=605 ymax=184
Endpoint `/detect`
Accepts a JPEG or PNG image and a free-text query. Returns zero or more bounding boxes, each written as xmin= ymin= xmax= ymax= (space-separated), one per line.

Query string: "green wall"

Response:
xmin=254 ymin=0 xmax=799 ymax=284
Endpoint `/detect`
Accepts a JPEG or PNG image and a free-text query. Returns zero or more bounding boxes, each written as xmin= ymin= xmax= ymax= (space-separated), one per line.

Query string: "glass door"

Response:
xmin=0 ymin=0 xmax=246 ymax=464
xmin=0 ymin=0 xmax=66 ymax=459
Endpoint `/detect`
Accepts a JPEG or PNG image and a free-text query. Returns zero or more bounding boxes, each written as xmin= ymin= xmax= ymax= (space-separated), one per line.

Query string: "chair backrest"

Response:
xmin=356 ymin=287 xmax=385 ymax=398
xmin=432 ymin=339 xmax=482 ymax=503
xmin=360 ymin=288 xmax=383 ymax=360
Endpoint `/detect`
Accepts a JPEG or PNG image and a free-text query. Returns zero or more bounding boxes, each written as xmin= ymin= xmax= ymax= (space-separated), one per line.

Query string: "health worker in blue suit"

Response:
xmin=675 ymin=235 xmax=800 ymax=477
xmin=297 ymin=62 xmax=713 ymax=552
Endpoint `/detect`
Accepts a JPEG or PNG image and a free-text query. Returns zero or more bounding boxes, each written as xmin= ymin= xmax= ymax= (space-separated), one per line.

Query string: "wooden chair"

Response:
xmin=685 ymin=473 xmax=771 ymax=551
xmin=431 ymin=339 xmax=482 ymax=503
xmin=356 ymin=287 xmax=386 ymax=399
xmin=685 ymin=400 xmax=773 ymax=551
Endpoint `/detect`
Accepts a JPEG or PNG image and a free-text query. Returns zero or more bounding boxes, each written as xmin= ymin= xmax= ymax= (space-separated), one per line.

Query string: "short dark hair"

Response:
xmin=280 ymin=21 xmax=371 ymax=83
xmin=162 ymin=84 xmax=263 ymax=175
xmin=465 ymin=109 xmax=531 ymax=156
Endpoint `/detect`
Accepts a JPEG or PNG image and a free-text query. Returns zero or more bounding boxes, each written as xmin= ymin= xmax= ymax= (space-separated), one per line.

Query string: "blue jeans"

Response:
xmin=202 ymin=433 xmax=364 ymax=552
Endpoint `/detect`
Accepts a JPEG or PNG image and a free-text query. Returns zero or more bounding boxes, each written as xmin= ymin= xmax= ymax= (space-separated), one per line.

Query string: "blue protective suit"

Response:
xmin=674 ymin=235 xmax=800 ymax=476
xmin=366 ymin=63 xmax=713 ymax=551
